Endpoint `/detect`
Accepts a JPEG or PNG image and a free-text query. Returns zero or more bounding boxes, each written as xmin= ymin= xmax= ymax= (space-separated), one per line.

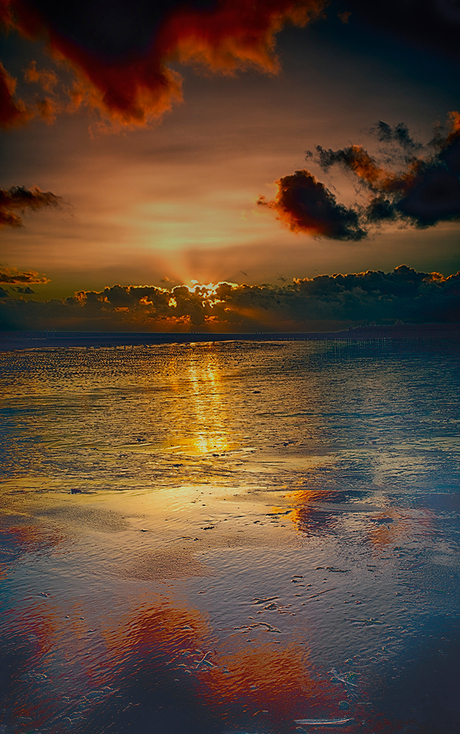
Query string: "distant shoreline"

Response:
xmin=1 ymin=323 xmax=459 ymax=350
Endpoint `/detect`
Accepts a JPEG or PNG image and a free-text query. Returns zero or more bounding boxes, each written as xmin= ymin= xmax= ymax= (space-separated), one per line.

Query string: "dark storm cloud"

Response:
xmin=0 ymin=266 xmax=50 ymax=284
xmin=263 ymin=113 xmax=460 ymax=238
xmin=0 ymin=186 xmax=61 ymax=227
xmin=0 ymin=0 xmax=325 ymax=126
xmin=257 ymin=170 xmax=366 ymax=241
xmin=1 ymin=267 xmax=459 ymax=331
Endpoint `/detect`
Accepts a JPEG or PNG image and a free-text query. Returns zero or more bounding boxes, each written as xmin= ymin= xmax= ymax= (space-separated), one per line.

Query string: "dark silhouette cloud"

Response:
xmin=11 ymin=285 xmax=36 ymax=293
xmin=396 ymin=164 xmax=460 ymax=226
xmin=263 ymin=113 xmax=460 ymax=239
xmin=0 ymin=266 xmax=50 ymax=284
xmin=258 ymin=170 xmax=366 ymax=241
xmin=0 ymin=186 xmax=61 ymax=227
xmin=1 ymin=0 xmax=325 ymax=126
xmin=315 ymin=144 xmax=389 ymax=188
xmin=370 ymin=121 xmax=423 ymax=153
xmin=1 ymin=267 xmax=459 ymax=331
xmin=316 ymin=112 xmax=460 ymax=228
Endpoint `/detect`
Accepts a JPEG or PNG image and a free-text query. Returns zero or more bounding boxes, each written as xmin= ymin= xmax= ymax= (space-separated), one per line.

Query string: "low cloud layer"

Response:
xmin=0 ymin=266 xmax=50 ymax=284
xmin=261 ymin=113 xmax=460 ymax=239
xmin=0 ymin=186 xmax=61 ymax=227
xmin=0 ymin=0 xmax=324 ymax=127
xmin=1 ymin=266 xmax=459 ymax=331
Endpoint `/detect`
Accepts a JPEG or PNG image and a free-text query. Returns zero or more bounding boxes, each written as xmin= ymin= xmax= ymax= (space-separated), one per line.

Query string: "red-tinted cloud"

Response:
xmin=23 ymin=59 xmax=57 ymax=92
xmin=1 ymin=0 xmax=325 ymax=126
xmin=0 ymin=61 xmax=32 ymax=128
xmin=0 ymin=59 xmax=62 ymax=127
xmin=0 ymin=185 xmax=61 ymax=227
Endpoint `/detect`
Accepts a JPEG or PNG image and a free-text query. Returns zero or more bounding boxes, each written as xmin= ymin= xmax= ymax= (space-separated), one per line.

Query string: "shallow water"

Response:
xmin=1 ymin=339 xmax=459 ymax=733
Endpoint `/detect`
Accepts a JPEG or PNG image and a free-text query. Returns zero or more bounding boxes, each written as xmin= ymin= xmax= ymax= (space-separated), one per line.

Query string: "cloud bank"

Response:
xmin=261 ymin=113 xmax=460 ymax=239
xmin=0 ymin=0 xmax=325 ymax=127
xmin=1 ymin=266 xmax=459 ymax=331
xmin=0 ymin=266 xmax=50 ymax=284
xmin=0 ymin=186 xmax=61 ymax=227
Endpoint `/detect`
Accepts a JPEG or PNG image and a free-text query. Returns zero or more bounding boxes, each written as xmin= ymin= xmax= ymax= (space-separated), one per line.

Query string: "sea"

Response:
xmin=0 ymin=336 xmax=459 ymax=733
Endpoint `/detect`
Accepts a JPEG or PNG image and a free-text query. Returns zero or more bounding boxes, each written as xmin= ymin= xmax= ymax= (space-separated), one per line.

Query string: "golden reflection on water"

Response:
xmin=178 ymin=345 xmax=237 ymax=456
xmin=283 ymin=486 xmax=340 ymax=535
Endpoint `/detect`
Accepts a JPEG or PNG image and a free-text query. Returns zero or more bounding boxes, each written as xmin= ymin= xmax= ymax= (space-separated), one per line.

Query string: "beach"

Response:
xmin=1 ymin=338 xmax=459 ymax=733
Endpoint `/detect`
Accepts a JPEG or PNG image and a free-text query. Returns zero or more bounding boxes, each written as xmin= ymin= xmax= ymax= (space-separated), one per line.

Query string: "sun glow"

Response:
xmin=185 ymin=280 xmax=237 ymax=296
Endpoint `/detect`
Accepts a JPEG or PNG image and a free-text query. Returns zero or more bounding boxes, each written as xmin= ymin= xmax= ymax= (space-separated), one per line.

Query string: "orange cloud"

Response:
xmin=0 ymin=265 xmax=50 ymax=283
xmin=1 ymin=0 xmax=325 ymax=126
xmin=0 ymin=61 xmax=32 ymax=128
xmin=23 ymin=59 xmax=57 ymax=92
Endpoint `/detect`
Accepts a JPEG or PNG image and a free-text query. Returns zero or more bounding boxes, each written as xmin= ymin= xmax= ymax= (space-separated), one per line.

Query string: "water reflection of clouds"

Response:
xmin=283 ymin=480 xmax=435 ymax=551
xmin=368 ymin=508 xmax=434 ymax=555
xmin=282 ymin=455 xmax=369 ymax=537
xmin=0 ymin=521 xmax=64 ymax=579
xmin=282 ymin=488 xmax=340 ymax=536
xmin=2 ymin=588 xmax=345 ymax=732
xmin=94 ymin=597 xmax=341 ymax=729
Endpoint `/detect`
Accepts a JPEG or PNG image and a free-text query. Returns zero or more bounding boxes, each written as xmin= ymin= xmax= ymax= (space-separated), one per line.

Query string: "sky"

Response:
xmin=0 ymin=0 xmax=459 ymax=331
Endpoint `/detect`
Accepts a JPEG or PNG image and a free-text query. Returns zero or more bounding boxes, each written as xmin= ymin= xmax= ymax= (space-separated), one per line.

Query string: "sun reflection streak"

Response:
xmin=184 ymin=345 xmax=236 ymax=456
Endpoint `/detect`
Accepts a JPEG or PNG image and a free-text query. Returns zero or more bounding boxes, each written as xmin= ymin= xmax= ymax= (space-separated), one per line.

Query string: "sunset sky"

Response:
xmin=1 ymin=0 xmax=459 ymax=331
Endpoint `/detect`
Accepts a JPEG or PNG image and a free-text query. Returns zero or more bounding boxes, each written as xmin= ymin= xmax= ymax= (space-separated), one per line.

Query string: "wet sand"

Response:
xmin=1 ymin=339 xmax=459 ymax=733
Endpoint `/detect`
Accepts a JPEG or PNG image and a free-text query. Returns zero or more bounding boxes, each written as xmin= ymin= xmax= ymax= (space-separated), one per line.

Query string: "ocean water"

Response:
xmin=0 ymin=338 xmax=459 ymax=734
